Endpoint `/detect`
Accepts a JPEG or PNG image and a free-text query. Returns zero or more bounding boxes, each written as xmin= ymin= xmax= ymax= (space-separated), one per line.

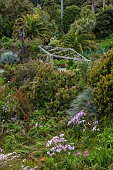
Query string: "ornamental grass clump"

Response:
xmin=46 ymin=134 xmax=75 ymax=156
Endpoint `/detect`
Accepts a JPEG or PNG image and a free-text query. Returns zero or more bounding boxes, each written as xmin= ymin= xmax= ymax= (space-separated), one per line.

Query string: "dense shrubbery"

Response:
xmin=63 ymin=5 xmax=80 ymax=33
xmin=22 ymin=63 xmax=78 ymax=116
xmin=1 ymin=62 xmax=79 ymax=119
xmin=94 ymin=8 xmax=113 ymax=38
xmin=89 ymin=50 xmax=113 ymax=116
xmin=1 ymin=65 xmax=16 ymax=82
xmin=0 ymin=36 xmax=42 ymax=60
xmin=14 ymin=60 xmax=42 ymax=86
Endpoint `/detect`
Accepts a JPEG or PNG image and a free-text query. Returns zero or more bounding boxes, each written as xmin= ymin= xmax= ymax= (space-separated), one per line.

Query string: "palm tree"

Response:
xmin=12 ymin=8 xmax=56 ymax=43
xmin=62 ymin=30 xmax=97 ymax=53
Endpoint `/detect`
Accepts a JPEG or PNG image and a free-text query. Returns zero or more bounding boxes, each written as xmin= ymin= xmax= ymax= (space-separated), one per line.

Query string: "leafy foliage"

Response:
xmin=89 ymin=50 xmax=113 ymax=116
xmin=14 ymin=60 xmax=42 ymax=86
xmin=0 ymin=14 xmax=3 ymax=38
xmin=13 ymin=8 xmax=56 ymax=43
xmin=70 ymin=6 xmax=96 ymax=34
xmin=63 ymin=0 xmax=87 ymax=7
xmin=94 ymin=8 xmax=113 ymax=38
xmin=43 ymin=0 xmax=60 ymax=24
xmin=20 ymin=63 xmax=78 ymax=116
xmin=61 ymin=31 xmax=97 ymax=53
xmin=0 ymin=0 xmax=33 ymax=37
xmin=61 ymin=6 xmax=97 ymax=53
xmin=1 ymin=1 xmax=113 ymax=170
xmin=0 ymin=37 xmax=20 ymax=55
xmin=63 ymin=5 xmax=81 ymax=33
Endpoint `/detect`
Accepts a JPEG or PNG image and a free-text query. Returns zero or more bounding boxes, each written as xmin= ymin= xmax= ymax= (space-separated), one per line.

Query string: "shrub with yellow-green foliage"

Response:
xmin=89 ymin=50 xmax=113 ymax=116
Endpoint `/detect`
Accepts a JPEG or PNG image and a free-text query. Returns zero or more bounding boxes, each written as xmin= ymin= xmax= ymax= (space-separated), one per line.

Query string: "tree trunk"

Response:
xmin=61 ymin=0 xmax=63 ymax=26
xmin=103 ymin=0 xmax=105 ymax=10
xmin=91 ymin=0 xmax=95 ymax=13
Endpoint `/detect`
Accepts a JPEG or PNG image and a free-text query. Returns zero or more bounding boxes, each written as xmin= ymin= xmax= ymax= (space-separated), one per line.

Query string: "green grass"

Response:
xmin=1 ymin=114 xmax=113 ymax=170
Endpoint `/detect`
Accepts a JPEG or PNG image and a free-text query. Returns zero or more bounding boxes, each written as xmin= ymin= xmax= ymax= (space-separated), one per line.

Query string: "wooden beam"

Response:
xmin=39 ymin=46 xmax=91 ymax=62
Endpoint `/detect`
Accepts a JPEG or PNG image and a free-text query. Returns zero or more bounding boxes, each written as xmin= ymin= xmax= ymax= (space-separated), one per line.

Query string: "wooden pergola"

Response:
xmin=39 ymin=45 xmax=91 ymax=64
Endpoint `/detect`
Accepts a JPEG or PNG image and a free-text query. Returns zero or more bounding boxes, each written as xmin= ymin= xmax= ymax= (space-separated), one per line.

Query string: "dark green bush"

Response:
xmin=94 ymin=8 xmax=113 ymax=38
xmin=63 ymin=5 xmax=80 ymax=33
xmin=89 ymin=50 xmax=113 ymax=117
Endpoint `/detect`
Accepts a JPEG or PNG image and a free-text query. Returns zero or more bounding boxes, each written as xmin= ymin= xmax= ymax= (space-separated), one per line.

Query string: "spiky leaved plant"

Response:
xmin=0 ymin=51 xmax=19 ymax=65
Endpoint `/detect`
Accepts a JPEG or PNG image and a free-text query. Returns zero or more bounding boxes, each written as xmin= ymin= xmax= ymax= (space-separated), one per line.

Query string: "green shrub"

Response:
xmin=63 ymin=5 xmax=80 ymax=33
xmin=1 ymin=62 xmax=80 ymax=119
xmin=0 ymin=51 xmax=19 ymax=65
xmin=0 ymin=82 xmax=32 ymax=121
xmin=22 ymin=63 xmax=78 ymax=116
xmin=94 ymin=8 xmax=113 ymax=38
xmin=14 ymin=60 xmax=42 ymax=86
xmin=89 ymin=50 xmax=113 ymax=117
xmin=0 ymin=83 xmax=16 ymax=120
xmin=2 ymin=65 xmax=16 ymax=82
xmin=54 ymin=59 xmax=68 ymax=68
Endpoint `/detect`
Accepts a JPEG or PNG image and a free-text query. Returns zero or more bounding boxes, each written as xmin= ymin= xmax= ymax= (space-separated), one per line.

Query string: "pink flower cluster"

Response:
xmin=46 ymin=134 xmax=75 ymax=156
xmin=74 ymin=150 xmax=88 ymax=157
xmin=0 ymin=148 xmax=20 ymax=167
xmin=67 ymin=110 xmax=87 ymax=126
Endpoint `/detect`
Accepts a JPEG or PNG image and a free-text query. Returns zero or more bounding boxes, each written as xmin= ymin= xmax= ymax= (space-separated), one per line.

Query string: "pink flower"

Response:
xmin=83 ymin=150 xmax=88 ymax=157
xmin=23 ymin=167 xmax=29 ymax=170
xmin=74 ymin=152 xmax=81 ymax=156
xmin=39 ymin=124 xmax=43 ymax=127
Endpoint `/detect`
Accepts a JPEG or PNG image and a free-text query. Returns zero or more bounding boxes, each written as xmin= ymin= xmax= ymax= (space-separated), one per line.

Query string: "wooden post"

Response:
xmin=50 ymin=55 xmax=54 ymax=65
xmin=20 ymin=27 xmax=24 ymax=63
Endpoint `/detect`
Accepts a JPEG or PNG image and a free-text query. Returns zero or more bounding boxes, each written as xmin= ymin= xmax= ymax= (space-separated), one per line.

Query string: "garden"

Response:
xmin=0 ymin=0 xmax=113 ymax=170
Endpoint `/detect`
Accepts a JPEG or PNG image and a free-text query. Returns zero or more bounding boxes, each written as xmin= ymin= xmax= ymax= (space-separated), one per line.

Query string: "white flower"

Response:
xmin=47 ymin=151 xmax=50 ymax=155
xmin=59 ymin=134 xmax=65 ymax=137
